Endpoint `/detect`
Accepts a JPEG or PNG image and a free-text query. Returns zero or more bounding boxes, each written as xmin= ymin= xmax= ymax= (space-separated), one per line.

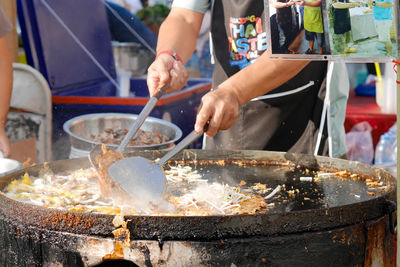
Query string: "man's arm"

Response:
xmin=375 ymin=1 xmax=392 ymax=8
xmin=297 ymin=0 xmax=323 ymax=7
xmin=195 ymin=54 xmax=310 ymax=136
xmin=0 ymin=36 xmax=12 ymax=157
xmin=272 ymin=0 xmax=296 ymax=8
xmin=332 ymin=1 xmax=361 ymax=8
xmin=147 ymin=7 xmax=204 ymax=96
xmin=366 ymin=0 xmax=392 ymax=7
xmin=157 ymin=7 xmax=204 ymax=63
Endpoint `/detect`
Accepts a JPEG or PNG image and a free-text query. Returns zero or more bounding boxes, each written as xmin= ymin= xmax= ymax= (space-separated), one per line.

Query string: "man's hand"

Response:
xmin=195 ymin=87 xmax=241 ymax=137
xmin=294 ymin=0 xmax=305 ymax=6
xmin=147 ymin=53 xmax=188 ymax=97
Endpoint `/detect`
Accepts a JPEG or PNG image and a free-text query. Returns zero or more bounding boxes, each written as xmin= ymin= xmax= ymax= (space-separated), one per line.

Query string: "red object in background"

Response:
xmin=345 ymin=90 xmax=396 ymax=149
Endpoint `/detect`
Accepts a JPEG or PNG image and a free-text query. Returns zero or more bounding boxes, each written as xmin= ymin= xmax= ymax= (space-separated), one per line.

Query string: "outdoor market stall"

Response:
xmin=0 ymin=0 xmax=399 ymax=265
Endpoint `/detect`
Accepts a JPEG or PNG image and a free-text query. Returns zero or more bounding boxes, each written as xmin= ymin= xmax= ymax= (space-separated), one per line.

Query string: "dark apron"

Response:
xmin=332 ymin=0 xmax=351 ymax=34
xmin=205 ymin=0 xmax=328 ymax=156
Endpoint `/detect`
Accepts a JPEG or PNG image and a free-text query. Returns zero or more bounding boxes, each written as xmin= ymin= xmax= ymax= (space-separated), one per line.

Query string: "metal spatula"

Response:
xmin=108 ymin=126 xmax=207 ymax=206
xmin=88 ymin=82 xmax=169 ymax=171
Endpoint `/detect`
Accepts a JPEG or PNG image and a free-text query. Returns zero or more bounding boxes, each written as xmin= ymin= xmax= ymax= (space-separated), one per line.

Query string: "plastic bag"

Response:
xmin=345 ymin=121 xmax=374 ymax=164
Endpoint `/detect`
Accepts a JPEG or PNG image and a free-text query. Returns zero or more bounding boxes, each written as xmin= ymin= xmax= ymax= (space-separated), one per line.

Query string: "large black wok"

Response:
xmin=0 ymin=150 xmax=395 ymax=241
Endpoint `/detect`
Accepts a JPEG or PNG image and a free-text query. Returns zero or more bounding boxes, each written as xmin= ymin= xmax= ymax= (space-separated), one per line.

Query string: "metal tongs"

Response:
xmin=89 ymin=82 xmax=169 ymax=191
xmin=108 ymin=124 xmax=208 ymax=206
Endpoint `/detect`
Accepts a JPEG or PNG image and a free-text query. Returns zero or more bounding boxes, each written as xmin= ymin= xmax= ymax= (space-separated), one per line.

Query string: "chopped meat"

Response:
xmin=93 ymin=144 xmax=125 ymax=199
xmin=88 ymin=128 xmax=170 ymax=146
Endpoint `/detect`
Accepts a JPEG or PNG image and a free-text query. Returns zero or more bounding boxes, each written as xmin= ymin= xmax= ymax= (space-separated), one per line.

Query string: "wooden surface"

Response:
xmin=0 ymin=0 xmax=18 ymax=62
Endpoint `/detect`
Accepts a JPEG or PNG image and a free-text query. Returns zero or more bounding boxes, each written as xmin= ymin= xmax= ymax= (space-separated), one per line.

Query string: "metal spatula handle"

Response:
xmin=116 ymin=82 xmax=168 ymax=152
xmin=157 ymin=123 xmax=209 ymax=166
xmin=156 ymin=131 xmax=202 ymax=166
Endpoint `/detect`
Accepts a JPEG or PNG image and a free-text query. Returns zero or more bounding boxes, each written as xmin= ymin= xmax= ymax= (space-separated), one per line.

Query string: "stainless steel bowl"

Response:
xmin=63 ymin=113 xmax=183 ymax=155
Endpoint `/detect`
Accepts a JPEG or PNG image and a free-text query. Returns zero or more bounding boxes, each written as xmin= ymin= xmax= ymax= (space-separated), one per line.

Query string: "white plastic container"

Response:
xmin=112 ymin=41 xmax=153 ymax=78
xmin=376 ymin=63 xmax=397 ymax=114
xmin=117 ymin=68 xmax=132 ymax=97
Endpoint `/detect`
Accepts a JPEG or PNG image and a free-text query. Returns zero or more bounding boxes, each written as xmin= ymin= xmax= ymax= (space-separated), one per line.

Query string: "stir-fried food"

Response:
xmin=3 ymin=155 xmax=388 ymax=216
xmin=170 ymin=183 xmax=266 ymax=215
xmin=3 ymin=163 xmax=269 ymax=216
xmin=4 ymin=169 xmax=120 ymax=214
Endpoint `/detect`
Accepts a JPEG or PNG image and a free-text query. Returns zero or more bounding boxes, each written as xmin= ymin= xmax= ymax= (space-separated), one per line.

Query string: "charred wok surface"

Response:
xmin=0 ymin=150 xmax=396 ymax=241
xmin=0 ymin=215 xmax=393 ymax=266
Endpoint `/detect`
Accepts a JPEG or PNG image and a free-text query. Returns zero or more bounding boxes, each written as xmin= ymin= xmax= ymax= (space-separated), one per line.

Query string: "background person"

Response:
xmin=0 ymin=7 xmax=13 ymax=157
xmin=296 ymin=0 xmax=325 ymax=54
xmin=330 ymin=0 xmax=361 ymax=54
xmin=271 ymin=0 xmax=299 ymax=53
xmin=146 ymin=0 xmax=343 ymax=157
xmin=368 ymin=0 xmax=393 ymax=55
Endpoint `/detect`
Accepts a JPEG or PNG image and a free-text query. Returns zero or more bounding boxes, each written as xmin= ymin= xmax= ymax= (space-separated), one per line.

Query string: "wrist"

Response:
xmin=216 ymin=84 xmax=243 ymax=106
xmin=156 ymin=50 xmax=183 ymax=63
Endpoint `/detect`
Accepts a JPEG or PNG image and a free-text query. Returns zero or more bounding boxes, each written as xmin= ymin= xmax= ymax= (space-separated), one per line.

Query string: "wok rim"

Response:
xmin=0 ymin=150 xmax=395 ymax=240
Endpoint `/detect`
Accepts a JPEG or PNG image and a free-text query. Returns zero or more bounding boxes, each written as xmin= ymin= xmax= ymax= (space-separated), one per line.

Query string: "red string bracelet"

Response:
xmin=393 ymin=59 xmax=400 ymax=84
xmin=156 ymin=50 xmax=183 ymax=63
